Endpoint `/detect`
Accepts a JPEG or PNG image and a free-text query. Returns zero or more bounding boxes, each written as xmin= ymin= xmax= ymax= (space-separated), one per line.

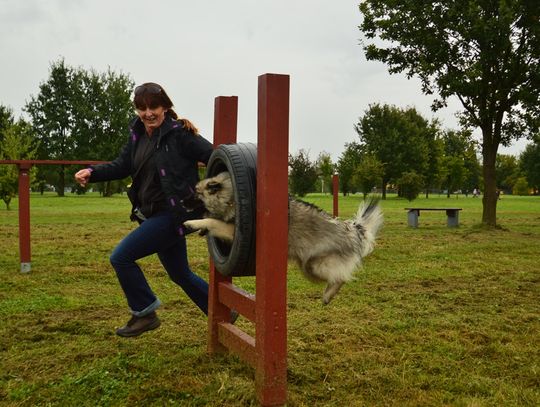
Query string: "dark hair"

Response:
xmin=133 ymin=82 xmax=199 ymax=133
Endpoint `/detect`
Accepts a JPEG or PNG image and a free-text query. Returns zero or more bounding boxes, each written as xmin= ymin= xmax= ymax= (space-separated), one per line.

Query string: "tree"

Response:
xmin=398 ymin=171 xmax=424 ymax=201
xmin=352 ymin=154 xmax=384 ymax=198
xmin=355 ymin=104 xmax=431 ymax=198
xmin=512 ymin=176 xmax=529 ymax=195
xmin=520 ymin=139 xmax=540 ymax=193
xmin=441 ymin=129 xmax=479 ymax=196
xmin=0 ymin=105 xmax=14 ymax=144
xmin=441 ymin=155 xmax=468 ymax=198
xmin=71 ymin=68 xmax=134 ymax=196
xmin=496 ymin=154 xmax=520 ymax=193
xmin=315 ymin=151 xmax=334 ymax=194
xmin=422 ymin=124 xmax=445 ymax=198
xmin=359 ymin=0 xmax=540 ymax=226
xmin=0 ymin=120 xmax=38 ymax=209
xmin=462 ymin=140 xmax=482 ymax=195
xmin=289 ymin=149 xmax=318 ymax=197
xmin=24 ymin=59 xmax=77 ymax=196
xmin=24 ymin=59 xmax=134 ymax=196
xmin=336 ymin=142 xmax=364 ymax=195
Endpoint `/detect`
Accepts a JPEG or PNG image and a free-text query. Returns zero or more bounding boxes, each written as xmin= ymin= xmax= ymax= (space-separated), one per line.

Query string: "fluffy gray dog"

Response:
xmin=184 ymin=172 xmax=383 ymax=304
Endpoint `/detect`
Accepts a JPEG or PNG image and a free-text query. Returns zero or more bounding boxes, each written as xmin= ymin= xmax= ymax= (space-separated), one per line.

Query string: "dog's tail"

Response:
xmin=354 ymin=197 xmax=383 ymax=257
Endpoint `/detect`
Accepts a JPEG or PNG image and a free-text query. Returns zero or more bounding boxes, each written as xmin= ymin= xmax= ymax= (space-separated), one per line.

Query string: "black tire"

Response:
xmin=205 ymin=143 xmax=257 ymax=277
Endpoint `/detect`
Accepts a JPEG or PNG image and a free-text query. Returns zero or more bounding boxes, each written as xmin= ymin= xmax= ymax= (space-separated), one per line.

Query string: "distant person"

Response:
xmin=473 ymin=188 xmax=479 ymax=198
xmin=75 ymin=82 xmax=213 ymax=337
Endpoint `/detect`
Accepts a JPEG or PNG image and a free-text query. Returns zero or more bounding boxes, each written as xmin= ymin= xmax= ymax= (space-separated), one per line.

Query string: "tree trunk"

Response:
xmin=381 ymin=180 xmax=387 ymax=200
xmin=104 ymin=181 xmax=113 ymax=197
xmin=482 ymin=140 xmax=498 ymax=226
xmin=57 ymin=165 xmax=65 ymax=197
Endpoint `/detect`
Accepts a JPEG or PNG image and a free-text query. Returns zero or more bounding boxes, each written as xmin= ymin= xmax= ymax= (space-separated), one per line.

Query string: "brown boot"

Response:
xmin=115 ymin=311 xmax=161 ymax=337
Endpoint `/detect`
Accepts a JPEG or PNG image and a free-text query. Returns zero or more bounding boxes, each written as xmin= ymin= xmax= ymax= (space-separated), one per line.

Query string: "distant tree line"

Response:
xmin=0 ymin=58 xmax=134 ymax=206
xmin=1 ymin=20 xmax=539 ymax=228
xmin=287 ymin=103 xmax=540 ymax=200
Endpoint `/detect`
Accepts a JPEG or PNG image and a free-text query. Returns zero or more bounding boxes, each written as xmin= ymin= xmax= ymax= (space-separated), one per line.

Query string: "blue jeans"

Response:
xmin=109 ymin=211 xmax=208 ymax=316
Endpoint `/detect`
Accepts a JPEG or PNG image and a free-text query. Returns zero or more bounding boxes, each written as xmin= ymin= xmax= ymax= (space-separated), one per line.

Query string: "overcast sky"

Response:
xmin=0 ymin=0 xmax=528 ymax=161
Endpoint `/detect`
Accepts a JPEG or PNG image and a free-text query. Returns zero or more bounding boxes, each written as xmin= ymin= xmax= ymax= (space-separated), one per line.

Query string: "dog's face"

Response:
xmin=194 ymin=172 xmax=235 ymax=222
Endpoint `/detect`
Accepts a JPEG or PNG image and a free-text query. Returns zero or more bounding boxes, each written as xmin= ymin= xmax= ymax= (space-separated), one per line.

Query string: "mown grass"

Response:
xmin=0 ymin=192 xmax=538 ymax=406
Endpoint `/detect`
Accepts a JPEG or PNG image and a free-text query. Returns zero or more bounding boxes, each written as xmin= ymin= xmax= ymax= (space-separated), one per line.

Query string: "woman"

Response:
xmin=75 ymin=82 xmax=213 ymax=337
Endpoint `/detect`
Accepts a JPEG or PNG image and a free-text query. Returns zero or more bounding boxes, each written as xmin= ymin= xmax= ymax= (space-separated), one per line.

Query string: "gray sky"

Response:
xmin=0 ymin=0 xmax=528 ymax=161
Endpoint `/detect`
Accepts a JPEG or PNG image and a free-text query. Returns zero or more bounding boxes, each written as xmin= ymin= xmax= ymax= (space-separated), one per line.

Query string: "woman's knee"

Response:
xmin=110 ymin=247 xmax=131 ymax=267
xmin=167 ymin=267 xmax=189 ymax=285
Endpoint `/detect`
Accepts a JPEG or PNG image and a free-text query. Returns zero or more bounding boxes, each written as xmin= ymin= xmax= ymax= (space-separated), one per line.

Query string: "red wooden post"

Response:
xmin=18 ymin=163 xmax=32 ymax=273
xmin=332 ymin=174 xmax=339 ymax=217
xmin=208 ymin=96 xmax=238 ymax=354
xmin=0 ymin=159 xmax=107 ymax=273
xmin=206 ymin=76 xmax=289 ymax=407
xmin=255 ymin=73 xmax=289 ymax=405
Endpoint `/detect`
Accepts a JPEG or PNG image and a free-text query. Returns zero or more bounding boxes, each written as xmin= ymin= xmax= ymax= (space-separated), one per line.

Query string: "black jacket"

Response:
xmin=89 ymin=114 xmax=213 ymax=234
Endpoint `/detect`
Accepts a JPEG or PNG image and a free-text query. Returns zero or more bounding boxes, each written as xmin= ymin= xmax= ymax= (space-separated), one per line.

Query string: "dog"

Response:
xmin=184 ymin=172 xmax=383 ymax=304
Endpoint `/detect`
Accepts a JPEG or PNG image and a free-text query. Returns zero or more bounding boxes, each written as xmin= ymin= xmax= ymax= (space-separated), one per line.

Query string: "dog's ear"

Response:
xmin=207 ymin=180 xmax=222 ymax=194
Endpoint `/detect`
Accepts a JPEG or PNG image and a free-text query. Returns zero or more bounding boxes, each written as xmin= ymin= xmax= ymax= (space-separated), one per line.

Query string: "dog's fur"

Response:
xmin=184 ymin=172 xmax=383 ymax=304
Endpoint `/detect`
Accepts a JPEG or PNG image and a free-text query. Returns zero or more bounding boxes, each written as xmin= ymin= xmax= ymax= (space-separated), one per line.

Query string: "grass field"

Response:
xmin=0 ymin=192 xmax=538 ymax=406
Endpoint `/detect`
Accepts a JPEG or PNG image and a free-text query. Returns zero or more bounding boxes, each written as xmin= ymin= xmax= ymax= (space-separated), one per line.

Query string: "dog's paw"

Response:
xmin=184 ymin=219 xmax=206 ymax=232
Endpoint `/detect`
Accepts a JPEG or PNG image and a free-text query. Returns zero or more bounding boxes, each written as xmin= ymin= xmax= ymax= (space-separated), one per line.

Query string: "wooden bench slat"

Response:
xmin=405 ymin=208 xmax=462 ymax=211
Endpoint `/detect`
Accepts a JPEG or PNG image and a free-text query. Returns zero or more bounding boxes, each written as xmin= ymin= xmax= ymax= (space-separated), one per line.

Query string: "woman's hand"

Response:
xmin=74 ymin=168 xmax=92 ymax=187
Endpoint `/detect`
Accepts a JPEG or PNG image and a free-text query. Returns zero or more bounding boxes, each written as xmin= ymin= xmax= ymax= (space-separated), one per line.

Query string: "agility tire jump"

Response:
xmin=204 ymin=142 xmax=257 ymax=277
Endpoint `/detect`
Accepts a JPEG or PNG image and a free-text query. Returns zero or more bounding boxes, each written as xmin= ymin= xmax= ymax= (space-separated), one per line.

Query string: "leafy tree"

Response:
xmin=0 ymin=158 xmax=17 ymax=210
xmin=496 ymin=154 xmax=520 ymax=194
xmin=24 ymin=59 xmax=134 ymax=196
xmin=462 ymin=141 xmax=482 ymax=195
xmin=519 ymin=139 xmax=540 ymax=193
xmin=336 ymin=142 xmax=364 ymax=195
xmin=288 ymin=149 xmax=318 ymax=197
xmin=71 ymin=68 xmax=134 ymax=196
xmin=398 ymin=171 xmax=424 ymax=201
xmin=442 ymin=129 xmax=479 ymax=196
xmin=352 ymin=154 xmax=384 ymax=198
xmin=354 ymin=104 xmax=431 ymax=198
xmin=315 ymin=151 xmax=334 ymax=194
xmin=0 ymin=121 xmax=38 ymax=209
xmin=0 ymin=105 xmax=14 ymax=144
xmin=359 ymin=0 xmax=540 ymax=226
xmin=512 ymin=176 xmax=529 ymax=195
xmin=441 ymin=155 xmax=468 ymax=198
xmin=422 ymin=122 xmax=445 ymax=198
xmin=24 ymin=59 xmax=77 ymax=196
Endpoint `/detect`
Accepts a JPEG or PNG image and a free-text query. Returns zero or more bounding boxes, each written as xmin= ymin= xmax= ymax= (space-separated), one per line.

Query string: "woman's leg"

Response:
xmin=110 ymin=212 xmax=177 ymax=315
xmin=158 ymin=238 xmax=209 ymax=315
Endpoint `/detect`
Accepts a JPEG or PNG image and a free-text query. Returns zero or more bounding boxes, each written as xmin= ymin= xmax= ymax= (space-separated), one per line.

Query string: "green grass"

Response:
xmin=1 ymin=192 xmax=539 ymax=406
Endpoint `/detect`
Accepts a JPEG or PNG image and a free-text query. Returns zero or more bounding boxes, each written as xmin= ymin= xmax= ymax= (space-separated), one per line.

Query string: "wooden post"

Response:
xmin=332 ymin=174 xmax=339 ymax=218
xmin=206 ymin=75 xmax=289 ymax=407
xmin=255 ymin=73 xmax=289 ymax=406
xmin=208 ymin=96 xmax=238 ymax=354
xmin=17 ymin=163 xmax=32 ymax=273
xmin=0 ymin=159 xmax=107 ymax=273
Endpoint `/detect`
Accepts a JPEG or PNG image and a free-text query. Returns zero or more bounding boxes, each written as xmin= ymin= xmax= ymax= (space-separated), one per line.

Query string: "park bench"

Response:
xmin=405 ymin=207 xmax=462 ymax=228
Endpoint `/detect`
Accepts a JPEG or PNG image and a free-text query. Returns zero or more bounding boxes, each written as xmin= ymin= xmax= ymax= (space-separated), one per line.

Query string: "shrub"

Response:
xmin=398 ymin=171 xmax=424 ymax=201
xmin=512 ymin=177 xmax=530 ymax=196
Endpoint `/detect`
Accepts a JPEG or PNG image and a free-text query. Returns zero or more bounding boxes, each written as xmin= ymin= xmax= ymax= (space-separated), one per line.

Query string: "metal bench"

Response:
xmin=405 ymin=208 xmax=462 ymax=228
